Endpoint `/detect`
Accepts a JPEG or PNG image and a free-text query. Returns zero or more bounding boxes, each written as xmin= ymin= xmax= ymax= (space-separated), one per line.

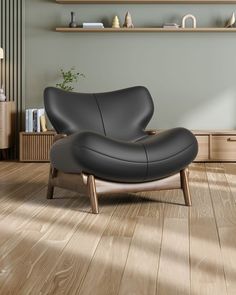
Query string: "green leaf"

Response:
xmin=56 ymin=67 xmax=85 ymax=92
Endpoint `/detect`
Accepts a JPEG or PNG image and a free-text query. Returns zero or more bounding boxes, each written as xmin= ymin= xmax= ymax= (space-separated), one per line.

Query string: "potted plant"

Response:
xmin=56 ymin=67 xmax=85 ymax=92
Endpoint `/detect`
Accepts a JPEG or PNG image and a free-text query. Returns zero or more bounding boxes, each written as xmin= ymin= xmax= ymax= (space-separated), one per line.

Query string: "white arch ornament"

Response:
xmin=182 ymin=14 xmax=197 ymax=28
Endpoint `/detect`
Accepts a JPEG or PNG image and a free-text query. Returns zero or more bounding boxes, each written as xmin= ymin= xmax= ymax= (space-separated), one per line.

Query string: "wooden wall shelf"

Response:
xmin=56 ymin=27 xmax=236 ymax=32
xmin=56 ymin=0 xmax=236 ymax=4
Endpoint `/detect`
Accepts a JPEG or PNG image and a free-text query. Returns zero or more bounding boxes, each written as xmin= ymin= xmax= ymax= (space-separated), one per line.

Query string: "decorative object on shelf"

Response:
xmin=69 ymin=11 xmax=78 ymax=28
xmin=0 ymin=86 xmax=6 ymax=102
xmin=56 ymin=67 xmax=85 ymax=91
xmin=123 ymin=11 xmax=134 ymax=28
xmin=83 ymin=22 xmax=104 ymax=28
xmin=112 ymin=16 xmax=120 ymax=28
xmin=163 ymin=23 xmax=180 ymax=29
xmin=225 ymin=12 xmax=235 ymax=28
xmin=25 ymin=108 xmax=45 ymax=132
xmin=0 ymin=48 xmax=4 ymax=59
xmin=0 ymin=50 xmax=5 ymax=102
xmin=40 ymin=115 xmax=48 ymax=132
xmin=56 ymin=27 xmax=236 ymax=32
xmin=182 ymin=14 xmax=197 ymax=28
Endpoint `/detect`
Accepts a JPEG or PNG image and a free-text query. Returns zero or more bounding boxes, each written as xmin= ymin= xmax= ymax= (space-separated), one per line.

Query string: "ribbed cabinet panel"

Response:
xmin=0 ymin=0 xmax=25 ymax=158
xmin=19 ymin=133 xmax=56 ymax=162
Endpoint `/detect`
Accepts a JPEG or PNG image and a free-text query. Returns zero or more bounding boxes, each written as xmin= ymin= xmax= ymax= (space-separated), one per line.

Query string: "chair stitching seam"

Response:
xmin=75 ymin=146 xmax=147 ymax=163
xmin=142 ymin=144 xmax=149 ymax=181
xmin=93 ymin=94 xmax=107 ymax=136
xmin=75 ymin=142 xmax=195 ymax=164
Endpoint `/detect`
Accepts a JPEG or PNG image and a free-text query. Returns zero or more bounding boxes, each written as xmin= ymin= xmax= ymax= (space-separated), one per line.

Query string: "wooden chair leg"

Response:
xmin=180 ymin=168 xmax=192 ymax=206
xmin=47 ymin=166 xmax=56 ymax=199
xmin=88 ymin=175 xmax=99 ymax=214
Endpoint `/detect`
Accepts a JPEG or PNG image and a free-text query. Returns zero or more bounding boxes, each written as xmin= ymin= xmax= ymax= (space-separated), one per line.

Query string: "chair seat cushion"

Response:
xmin=50 ymin=128 xmax=198 ymax=183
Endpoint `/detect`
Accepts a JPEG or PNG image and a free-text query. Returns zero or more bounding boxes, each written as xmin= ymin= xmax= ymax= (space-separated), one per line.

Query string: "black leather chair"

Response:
xmin=44 ymin=86 xmax=198 ymax=213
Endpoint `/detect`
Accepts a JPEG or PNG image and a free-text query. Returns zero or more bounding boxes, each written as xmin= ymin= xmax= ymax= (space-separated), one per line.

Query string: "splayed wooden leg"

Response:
xmin=47 ymin=167 xmax=57 ymax=199
xmin=180 ymin=168 xmax=192 ymax=206
xmin=88 ymin=175 xmax=99 ymax=214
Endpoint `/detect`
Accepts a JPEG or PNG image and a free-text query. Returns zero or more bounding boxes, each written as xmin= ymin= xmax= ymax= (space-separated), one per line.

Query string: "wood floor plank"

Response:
xmin=73 ymin=196 xmax=142 ymax=295
xmin=103 ymin=195 xmax=141 ymax=238
xmin=156 ymin=189 xmax=190 ymax=295
xmin=0 ymin=193 xmax=89 ymax=294
xmin=137 ymin=191 xmax=164 ymax=218
xmin=79 ymin=236 xmax=130 ymax=295
xmin=0 ymin=161 xmax=20 ymax=173
xmin=223 ymin=163 xmax=236 ymax=203
xmin=0 ymin=168 xmax=48 ymax=218
xmin=0 ymin=161 xmax=31 ymax=177
xmin=158 ymin=218 xmax=189 ymax=295
xmin=39 ymin=198 xmax=119 ymax=295
xmin=0 ymin=185 xmax=78 ymax=255
xmin=120 ymin=190 xmax=165 ymax=294
xmin=189 ymin=164 xmax=227 ymax=295
xmin=0 ymin=162 xmax=37 ymax=181
xmin=18 ymin=198 xmax=89 ymax=294
xmin=206 ymin=163 xmax=236 ymax=295
xmin=0 ymin=163 xmax=47 ymax=208
xmin=118 ymin=216 xmax=162 ymax=295
xmin=206 ymin=163 xmax=236 ymax=228
xmin=0 ymin=162 xmax=236 ymax=294
xmin=0 ymin=186 xmax=49 ymax=250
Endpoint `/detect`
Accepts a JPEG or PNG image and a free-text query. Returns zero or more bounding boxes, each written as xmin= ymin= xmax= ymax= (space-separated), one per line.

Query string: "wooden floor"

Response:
xmin=0 ymin=162 xmax=236 ymax=295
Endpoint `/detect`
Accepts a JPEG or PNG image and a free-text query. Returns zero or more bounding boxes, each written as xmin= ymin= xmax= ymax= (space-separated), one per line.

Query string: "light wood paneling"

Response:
xmin=0 ymin=0 xmax=25 ymax=157
xmin=0 ymin=162 xmax=236 ymax=294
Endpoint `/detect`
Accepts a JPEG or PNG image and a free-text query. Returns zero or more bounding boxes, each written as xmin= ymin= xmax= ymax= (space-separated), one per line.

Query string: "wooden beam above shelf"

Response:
xmin=56 ymin=27 xmax=236 ymax=32
xmin=56 ymin=0 xmax=236 ymax=3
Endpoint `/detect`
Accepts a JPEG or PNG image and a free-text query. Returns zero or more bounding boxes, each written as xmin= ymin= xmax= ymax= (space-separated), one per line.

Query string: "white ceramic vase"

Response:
xmin=0 ymin=88 xmax=6 ymax=102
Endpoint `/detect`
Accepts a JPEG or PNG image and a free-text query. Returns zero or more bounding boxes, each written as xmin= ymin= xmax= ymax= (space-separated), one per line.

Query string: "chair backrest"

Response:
xmin=44 ymin=86 xmax=154 ymax=141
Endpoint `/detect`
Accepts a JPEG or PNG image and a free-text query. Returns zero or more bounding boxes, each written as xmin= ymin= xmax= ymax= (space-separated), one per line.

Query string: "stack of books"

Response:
xmin=25 ymin=108 xmax=45 ymax=132
xmin=82 ymin=23 xmax=104 ymax=29
xmin=163 ymin=23 xmax=180 ymax=29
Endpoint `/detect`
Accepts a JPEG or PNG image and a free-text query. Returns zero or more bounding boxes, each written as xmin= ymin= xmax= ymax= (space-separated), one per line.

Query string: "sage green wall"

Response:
xmin=25 ymin=0 xmax=236 ymax=129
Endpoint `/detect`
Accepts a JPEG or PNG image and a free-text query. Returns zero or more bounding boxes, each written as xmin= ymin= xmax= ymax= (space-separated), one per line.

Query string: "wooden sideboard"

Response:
xmin=193 ymin=130 xmax=236 ymax=162
xmin=0 ymin=101 xmax=15 ymax=150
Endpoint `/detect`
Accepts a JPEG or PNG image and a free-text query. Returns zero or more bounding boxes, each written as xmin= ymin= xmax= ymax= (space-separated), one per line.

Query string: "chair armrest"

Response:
xmin=53 ymin=133 xmax=67 ymax=143
xmin=145 ymin=129 xmax=157 ymax=136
